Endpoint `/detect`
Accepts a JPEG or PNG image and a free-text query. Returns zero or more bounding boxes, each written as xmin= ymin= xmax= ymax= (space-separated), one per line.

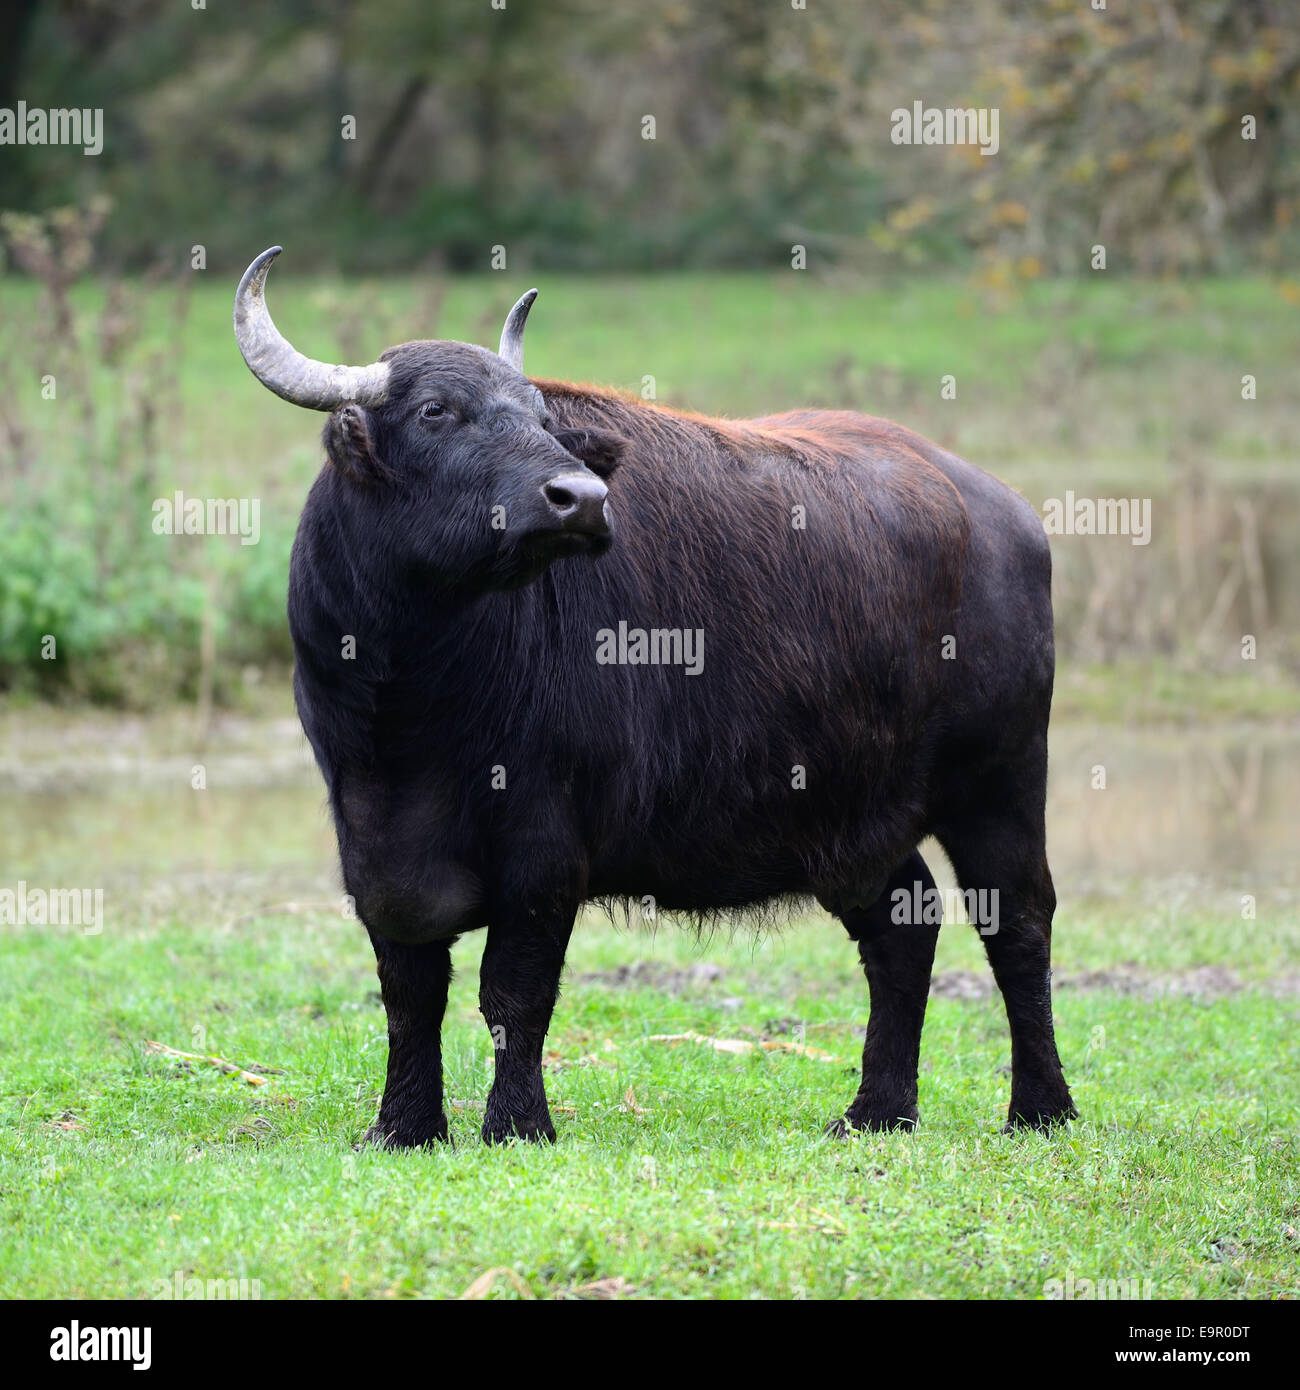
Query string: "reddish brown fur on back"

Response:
xmin=532 ymin=377 xmax=971 ymax=611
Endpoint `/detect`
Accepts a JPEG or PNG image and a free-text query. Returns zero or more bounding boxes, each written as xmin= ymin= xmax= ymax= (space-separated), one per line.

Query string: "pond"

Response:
xmin=1 ymin=707 xmax=1294 ymax=928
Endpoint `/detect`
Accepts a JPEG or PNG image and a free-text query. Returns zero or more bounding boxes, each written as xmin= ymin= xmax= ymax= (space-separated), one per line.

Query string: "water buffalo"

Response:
xmin=234 ymin=247 xmax=1076 ymax=1145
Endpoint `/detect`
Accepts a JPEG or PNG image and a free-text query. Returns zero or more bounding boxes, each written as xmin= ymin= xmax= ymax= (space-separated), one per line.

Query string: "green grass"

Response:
xmin=8 ymin=270 xmax=1299 ymax=488
xmin=4 ymin=270 xmax=1299 ymax=706
xmin=2 ymin=892 xmax=1296 ymax=1300
xmin=1053 ymin=660 xmax=1300 ymax=725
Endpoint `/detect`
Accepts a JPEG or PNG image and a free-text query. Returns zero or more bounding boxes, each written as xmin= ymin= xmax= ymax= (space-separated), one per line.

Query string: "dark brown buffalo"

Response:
xmin=234 ymin=247 xmax=1076 ymax=1146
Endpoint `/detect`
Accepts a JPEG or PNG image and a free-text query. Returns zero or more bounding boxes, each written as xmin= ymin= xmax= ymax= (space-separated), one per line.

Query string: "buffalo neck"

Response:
xmin=289 ymin=476 xmax=561 ymax=734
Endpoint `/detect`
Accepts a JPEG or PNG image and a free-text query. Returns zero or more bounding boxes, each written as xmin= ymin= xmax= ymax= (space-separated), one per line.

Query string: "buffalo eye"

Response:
xmin=419 ymin=400 xmax=447 ymax=421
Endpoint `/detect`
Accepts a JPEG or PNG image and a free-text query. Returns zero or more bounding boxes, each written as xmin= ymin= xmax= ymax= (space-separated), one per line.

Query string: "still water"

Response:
xmin=1 ymin=708 xmax=1294 ymax=923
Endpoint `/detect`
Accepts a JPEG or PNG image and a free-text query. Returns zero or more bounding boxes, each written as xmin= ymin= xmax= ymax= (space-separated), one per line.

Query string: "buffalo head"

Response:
xmin=233 ymin=247 xmax=624 ymax=591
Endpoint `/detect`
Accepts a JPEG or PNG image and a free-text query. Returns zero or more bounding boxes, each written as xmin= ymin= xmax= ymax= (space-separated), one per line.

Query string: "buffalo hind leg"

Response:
xmin=364 ymin=935 xmax=454 ymax=1149
xmin=831 ymin=849 xmax=942 ymax=1135
xmin=937 ymin=803 xmax=1077 ymax=1131
xmin=479 ymin=913 xmax=574 ymax=1143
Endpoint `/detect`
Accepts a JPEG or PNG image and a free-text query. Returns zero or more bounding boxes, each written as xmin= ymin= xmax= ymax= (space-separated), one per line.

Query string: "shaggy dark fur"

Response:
xmin=282 ymin=337 xmax=1076 ymax=1146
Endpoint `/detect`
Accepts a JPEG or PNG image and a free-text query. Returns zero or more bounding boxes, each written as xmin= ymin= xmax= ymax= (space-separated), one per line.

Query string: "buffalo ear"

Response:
xmin=552 ymin=426 xmax=627 ymax=480
xmin=324 ymin=404 xmax=388 ymax=484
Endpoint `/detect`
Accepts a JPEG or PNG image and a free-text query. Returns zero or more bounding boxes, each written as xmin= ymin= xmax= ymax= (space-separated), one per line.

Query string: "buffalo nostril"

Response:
xmin=541 ymin=474 xmax=610 ymax=535
xmin=543 ymin=481 xmax=580 ymax=516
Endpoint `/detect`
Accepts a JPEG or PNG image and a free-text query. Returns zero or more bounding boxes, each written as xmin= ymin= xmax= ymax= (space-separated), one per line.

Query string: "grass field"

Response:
xmin=3 ymin=270 xmax=1297 ymax=1299
xmin=2 ymin=876 xmax=1296 ymax=1300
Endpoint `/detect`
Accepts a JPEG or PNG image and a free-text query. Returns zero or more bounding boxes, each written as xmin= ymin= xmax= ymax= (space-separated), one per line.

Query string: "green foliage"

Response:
xmin=0 ymin=491 xmax=293 ymax=704
xmin=0 ymin=204 xmax=294 ymax=703
xmin=4 ymin=1 xmax=1297 ymax=274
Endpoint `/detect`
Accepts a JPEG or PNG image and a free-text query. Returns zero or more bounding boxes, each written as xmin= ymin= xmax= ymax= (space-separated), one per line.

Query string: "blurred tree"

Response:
xmin=0 ymin=0 xmax=1295 ymax=273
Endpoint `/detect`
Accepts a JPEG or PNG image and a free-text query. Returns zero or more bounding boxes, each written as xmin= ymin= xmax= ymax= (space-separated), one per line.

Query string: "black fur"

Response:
xmin=279 ymin=335 xmax=1076 ymax=1145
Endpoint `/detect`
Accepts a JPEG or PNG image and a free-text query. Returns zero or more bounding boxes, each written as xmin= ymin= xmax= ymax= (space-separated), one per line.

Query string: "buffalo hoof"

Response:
xmin=481 ymin=1116 xmax=556 ymax=1145
xmin=826 ymin=1109 xmax=919 ymax=1138
xmin=1002 ymin=1101 xmax=1078 ymax=1134
xmin=361 ymin=1117 xmax=451 ymax=1150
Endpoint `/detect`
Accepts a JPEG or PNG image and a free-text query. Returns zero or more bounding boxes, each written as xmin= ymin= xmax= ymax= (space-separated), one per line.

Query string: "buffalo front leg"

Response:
xmin=364 ymin=935 xmax=454 ymax=1148
xmin=831 ymin=849 xmax=942 ymax=1134
xmin=478 ymin=913 xmax=574 ymax=1143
